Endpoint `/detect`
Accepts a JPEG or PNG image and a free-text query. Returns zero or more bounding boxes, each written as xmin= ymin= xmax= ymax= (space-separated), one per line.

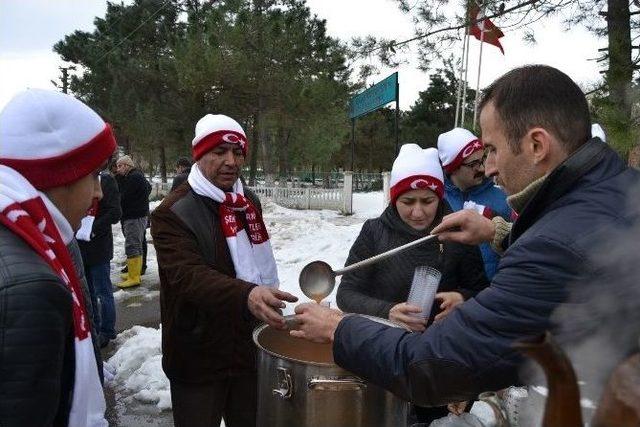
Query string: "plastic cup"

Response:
xmin=406 ymin=266 xmax=441 ymax=319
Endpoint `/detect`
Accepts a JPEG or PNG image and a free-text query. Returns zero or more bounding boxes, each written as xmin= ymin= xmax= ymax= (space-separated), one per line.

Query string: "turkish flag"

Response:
xmin=469 ymin=6 xmax=504 ymax=54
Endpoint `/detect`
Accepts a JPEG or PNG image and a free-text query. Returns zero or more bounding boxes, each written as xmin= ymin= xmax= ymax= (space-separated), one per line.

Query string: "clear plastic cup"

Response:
xmin=406 ymin=266 xmax=441 ymax=319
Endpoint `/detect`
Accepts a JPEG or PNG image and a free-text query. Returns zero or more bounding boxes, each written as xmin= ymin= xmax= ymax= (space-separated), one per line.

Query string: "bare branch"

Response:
xmin=361 ymin=0 xmax=541 ymax=55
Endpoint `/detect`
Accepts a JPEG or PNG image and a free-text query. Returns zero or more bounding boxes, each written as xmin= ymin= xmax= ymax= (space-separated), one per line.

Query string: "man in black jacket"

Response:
xmin=0 ymin=89 xmax=115 ymax=426
xmin=115 ymin=155 xmax=151 ymax=288
xmin=291 ymin=65 xmax=640 ymax=407
xmin=78 ymin=169 xmax=122 ymax=347
xmin=170 ymin=156 xmax=192 ymax=191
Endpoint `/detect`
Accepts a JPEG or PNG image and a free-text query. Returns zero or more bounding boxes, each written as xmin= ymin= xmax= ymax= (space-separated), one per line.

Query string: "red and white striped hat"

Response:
xmin=192 ymin=114 xmax=248 ymax=161
xmin=390 ymin=144 xmax=444 ymax=204
xmin=437 ymin=127 xmax=484 ymax=174
xmin=0 ymin=89 xmax=116 ymax=190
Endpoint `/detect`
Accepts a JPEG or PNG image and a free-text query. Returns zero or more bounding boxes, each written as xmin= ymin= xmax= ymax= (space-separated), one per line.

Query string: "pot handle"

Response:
xmin=273 ymin=367 xmax=293 ymax=400
xmin=308 ymin=377 xmax=366 ymax=391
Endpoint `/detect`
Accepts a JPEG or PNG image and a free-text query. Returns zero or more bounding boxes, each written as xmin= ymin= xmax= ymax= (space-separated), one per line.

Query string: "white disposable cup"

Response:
xmin=406 ymin=266 xmax=441 ymax=319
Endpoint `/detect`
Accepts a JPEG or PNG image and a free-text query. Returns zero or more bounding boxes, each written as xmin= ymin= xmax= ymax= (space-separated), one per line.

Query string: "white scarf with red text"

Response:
xmin=0 ymin=165 xmax=106 ymax=427
xmin=188 ymin=164 xmax=279 ymax=286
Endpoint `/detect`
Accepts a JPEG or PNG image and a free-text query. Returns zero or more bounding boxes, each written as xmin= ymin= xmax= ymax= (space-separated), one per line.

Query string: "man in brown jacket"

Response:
xmin=151 ymin=114 xmax=297 ymax=427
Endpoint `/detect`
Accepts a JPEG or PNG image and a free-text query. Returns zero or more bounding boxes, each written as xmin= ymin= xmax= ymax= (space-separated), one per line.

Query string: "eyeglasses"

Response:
xmin=460 ymin=152 xmax=487 ymax=169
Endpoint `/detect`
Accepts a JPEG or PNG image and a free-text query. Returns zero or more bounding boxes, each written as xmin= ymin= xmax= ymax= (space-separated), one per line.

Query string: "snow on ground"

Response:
xmin=106 ymin=192 xmax=385 ymax=411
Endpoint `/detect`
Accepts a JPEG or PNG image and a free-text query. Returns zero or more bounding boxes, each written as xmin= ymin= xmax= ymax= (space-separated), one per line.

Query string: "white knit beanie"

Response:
xmin=437 ymin=127 xmax=484 ymax=174
xmin=192 ymin=114 xmax=248 ymax=160
xmin=0 ymin=89 xmax=116 ymax=190
xmin=390 ymin=144 xmax=444 ymax=204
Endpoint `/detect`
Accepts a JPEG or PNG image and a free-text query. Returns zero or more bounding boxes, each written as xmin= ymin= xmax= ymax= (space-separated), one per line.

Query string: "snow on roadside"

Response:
xmin=106 ymin=325 xmax=170 ymax=410
xmin=108 ymin=193 xmax=384 ymax=410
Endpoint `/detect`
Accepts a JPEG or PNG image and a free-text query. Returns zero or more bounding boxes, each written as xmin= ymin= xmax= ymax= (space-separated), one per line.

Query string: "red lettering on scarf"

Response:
xmin=219 ymin=193 xmax=269 ymax=244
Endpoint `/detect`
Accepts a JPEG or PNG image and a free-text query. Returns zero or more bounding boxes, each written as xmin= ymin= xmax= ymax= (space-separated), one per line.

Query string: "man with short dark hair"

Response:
xmin=151 ymin=114 xmax=297 ymax=427
xmin=291 ymin=65 xmax=640 ymax=406
xmin=170 ymin=156 xmax=192 ymax=191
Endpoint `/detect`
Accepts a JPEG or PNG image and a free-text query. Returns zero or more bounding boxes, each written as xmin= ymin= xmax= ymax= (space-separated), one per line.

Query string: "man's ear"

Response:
xmin=524 ymin=127 xmax=552 ymax=165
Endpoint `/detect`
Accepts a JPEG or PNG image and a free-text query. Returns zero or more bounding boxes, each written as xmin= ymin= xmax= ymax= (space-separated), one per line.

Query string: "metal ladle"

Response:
xmin=299 ymin=233 xmax=439 ymax=302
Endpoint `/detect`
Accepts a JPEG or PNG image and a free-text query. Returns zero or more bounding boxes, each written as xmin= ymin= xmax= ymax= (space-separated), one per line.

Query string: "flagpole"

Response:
xmin=454 ymin=25 xmax=468 ymax=128
xmin=472 ymin=8 xmax=485 ymax=131
xmin=460 ymin=29 xmax=471 ymax=127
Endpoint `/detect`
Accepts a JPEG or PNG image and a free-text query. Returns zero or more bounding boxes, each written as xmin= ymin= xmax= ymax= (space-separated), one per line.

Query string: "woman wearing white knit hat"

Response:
xmin=336 ymin=143 xmax=488 ymax=422
xmin=0 ymin=89 xmax=116 ymax=426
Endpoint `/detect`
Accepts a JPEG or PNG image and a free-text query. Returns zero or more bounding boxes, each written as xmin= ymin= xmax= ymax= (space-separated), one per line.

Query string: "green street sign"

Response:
xmin=349 ymin=72 xmax=398 ymax=119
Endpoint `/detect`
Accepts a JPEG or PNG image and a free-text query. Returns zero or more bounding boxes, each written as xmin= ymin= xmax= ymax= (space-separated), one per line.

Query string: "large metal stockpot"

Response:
xmin=253 ymin=316 xmax=408 ymax=427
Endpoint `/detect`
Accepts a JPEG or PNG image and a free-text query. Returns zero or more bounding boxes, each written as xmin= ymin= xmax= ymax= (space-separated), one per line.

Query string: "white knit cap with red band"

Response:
xmin=437 ymin=127 xmax=484 ymax=174
xmin=0 ymin=89 xmax=116 ymax=190
xmin=192 ymin=114 xmax=248 ymax=161
xmin=390 ymin=144 xmax=444 ymax=204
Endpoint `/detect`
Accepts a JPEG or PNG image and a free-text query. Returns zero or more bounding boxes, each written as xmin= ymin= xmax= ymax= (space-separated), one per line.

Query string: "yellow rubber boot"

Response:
xmin=118 ymin=256 xmax=142 ymax=288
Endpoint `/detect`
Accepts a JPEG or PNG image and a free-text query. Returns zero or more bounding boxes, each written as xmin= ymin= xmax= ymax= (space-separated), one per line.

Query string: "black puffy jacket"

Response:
xmin=336 ymin=202 xmax=488 ymax=322
xmin=118 ymin=168 xmax=151 ymax=220
xmin=0 ymin=226 xmax=102 ymax=426
xmin=78 ymin=171 xmax=122 ymax=266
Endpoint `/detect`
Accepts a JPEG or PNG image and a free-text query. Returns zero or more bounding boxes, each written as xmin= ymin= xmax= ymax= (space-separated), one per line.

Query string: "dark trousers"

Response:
xmin=170 ymin=375 xmax=257 ymax=427
xmin=84 ymin=261 xmax=117 ymax=339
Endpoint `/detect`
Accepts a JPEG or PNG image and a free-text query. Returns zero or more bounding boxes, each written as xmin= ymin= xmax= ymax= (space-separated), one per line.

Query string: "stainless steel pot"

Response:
xmin=253 ymin=316 xmax=408 ymax=427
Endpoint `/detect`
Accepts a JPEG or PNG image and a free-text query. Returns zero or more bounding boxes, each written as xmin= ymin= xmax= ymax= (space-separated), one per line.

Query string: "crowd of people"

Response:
xmin=0 ymin=63 xmax=639 ymax=427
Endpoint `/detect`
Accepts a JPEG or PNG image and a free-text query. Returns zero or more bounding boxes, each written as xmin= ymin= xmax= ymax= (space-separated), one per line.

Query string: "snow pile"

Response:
xmin=106 ymin=325 xmax=171 ymax=410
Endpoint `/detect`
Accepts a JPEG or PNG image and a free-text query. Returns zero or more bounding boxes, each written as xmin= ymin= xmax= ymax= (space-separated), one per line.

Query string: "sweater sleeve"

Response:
xmin=336 ymin=220 xmax=395 ymax=318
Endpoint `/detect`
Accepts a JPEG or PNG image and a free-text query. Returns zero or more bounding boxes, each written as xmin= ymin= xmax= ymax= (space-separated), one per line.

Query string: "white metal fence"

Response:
xmin=149 ymin=172 xmax=361 ymax=214
xmin=249 ymin=172 xmax=353 ymax=214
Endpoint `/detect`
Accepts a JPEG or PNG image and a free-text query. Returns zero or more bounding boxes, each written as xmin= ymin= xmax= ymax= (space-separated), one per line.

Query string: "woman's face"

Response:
xmin=395 ymin=189 xmax=440 ymax=231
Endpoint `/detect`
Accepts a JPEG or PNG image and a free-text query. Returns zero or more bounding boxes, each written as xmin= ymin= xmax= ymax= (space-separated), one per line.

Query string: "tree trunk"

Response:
xmin=249 ymin=115 xmax=260 ymax=186
xmin=606 ymin=0 xmax=632 ymax=118
xmin=628 ymin=144 xmax=640 ymax=169
xmin=159 ymin=143 xmax=167 ymax=183
xmin=277 ymin=126 xmax=286 ymax=182
xmin=259 ymin=115 xmax=274 ymax=183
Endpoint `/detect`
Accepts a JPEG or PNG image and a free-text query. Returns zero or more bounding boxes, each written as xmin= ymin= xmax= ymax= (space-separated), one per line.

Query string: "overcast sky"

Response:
xmin=0 ymin=0 xmax=604 ymax=110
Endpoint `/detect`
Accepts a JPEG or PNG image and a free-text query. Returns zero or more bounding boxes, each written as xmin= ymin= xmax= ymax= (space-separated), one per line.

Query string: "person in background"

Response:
xmin=336 ymin=143 xmax=488 ymax=423
xmin=171 ymin=156 xmax=192 ymax=191
xmin=337 ymin=144 xmax=487 ymax=329
xmin=77 ymin=163 xmax=122 ymax=348
xmin=151 ymin=113 xmax=297 ymax=427
xmin=437 ymin=128 xmax=512 ymax=279
xmin=115 ymin=155 xmax=151 ymax=288
xmin=0 ymin=88 xmax=116 ymax=426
